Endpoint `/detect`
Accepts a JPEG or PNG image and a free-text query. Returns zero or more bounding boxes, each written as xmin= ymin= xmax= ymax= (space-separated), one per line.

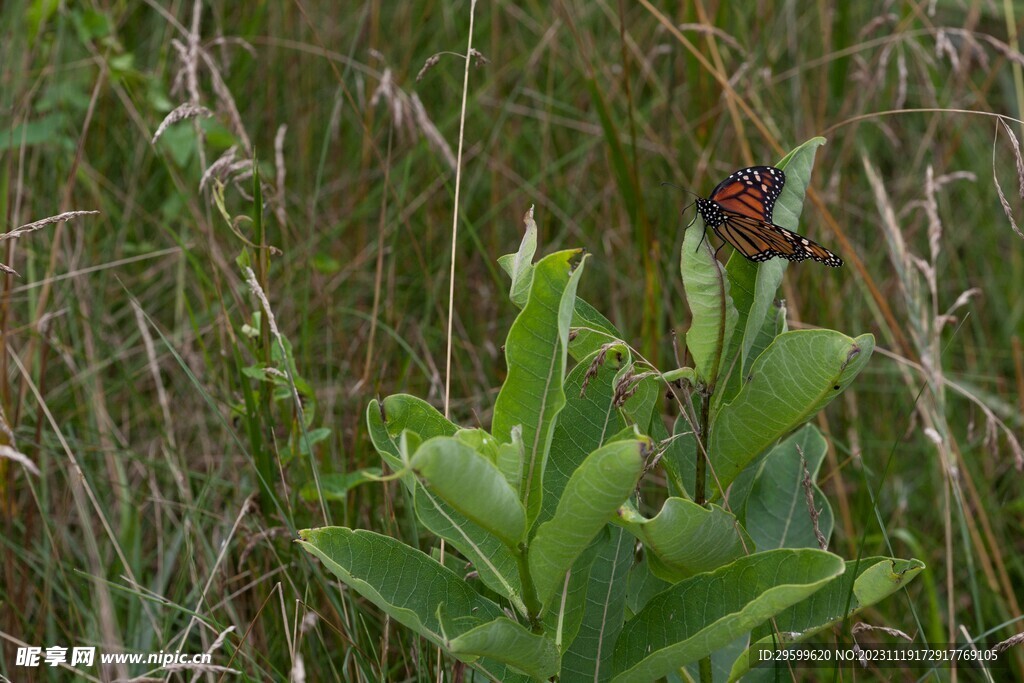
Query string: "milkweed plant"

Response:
xmin=299 ymin=138 xmax=923 ymax=682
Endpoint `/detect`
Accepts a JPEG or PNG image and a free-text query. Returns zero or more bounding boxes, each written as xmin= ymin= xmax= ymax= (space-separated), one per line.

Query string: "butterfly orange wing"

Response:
xmin=695 ymin=165 xmax=842 ymax=267
xmin=717 ymin=214 xmax=843 ymax=267
xmin=709 ymin=166 xmax=785 ymax=221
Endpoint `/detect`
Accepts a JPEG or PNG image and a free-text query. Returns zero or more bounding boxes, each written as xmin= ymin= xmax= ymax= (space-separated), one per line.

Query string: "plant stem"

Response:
xmin=696 ymin=386 xmax=712 ymax=682
xmin=695 ymin=387 xmax=710 ymax=507
xmin=515 ymin=544 xmax=544 ymax=632
xmin=699 ymin=654 xmax=713 ymax=683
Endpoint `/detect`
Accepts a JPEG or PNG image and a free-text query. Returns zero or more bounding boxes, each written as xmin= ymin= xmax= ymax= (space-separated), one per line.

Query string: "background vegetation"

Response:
xmin=1 ymin=0 xmax=1022 ymax=680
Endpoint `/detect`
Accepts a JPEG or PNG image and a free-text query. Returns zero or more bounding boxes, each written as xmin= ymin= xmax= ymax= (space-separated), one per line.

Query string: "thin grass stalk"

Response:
xmin=444 ymin=1 xmax=478 ymax=421
xmin=363 ymin=126 xmax=393 ymax=385
xmin=8 ymin=350 xmax=133 ymax=679
xmin=863 ymin=155 xmax=1024 ymax=664
xmin=440 ymin=2 xmax=478 ymax=680
xmin=1003 ymin=0 xmax=1024 ymax=141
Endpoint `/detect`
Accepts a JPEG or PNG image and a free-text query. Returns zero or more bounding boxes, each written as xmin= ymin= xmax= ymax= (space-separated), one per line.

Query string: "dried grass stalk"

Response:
xmin=152 ymin=103 xmax=213 ymax=144
xmin=2 ymin=211 xmax=100 ymax=242
xmin=851 ymin=622 xmax=913 ymax=641
xmin=2 ymin=210 xmax=100 ymax=272
xmin=0 ymin=445 xmax=40 ymax=477
xmin=274 ymin=124 xmax=288 ymax=227
xmin=993 ymin=119 xmax=1024 ymax=239
xmin=416 ymin=48 xmax=489 ymax=82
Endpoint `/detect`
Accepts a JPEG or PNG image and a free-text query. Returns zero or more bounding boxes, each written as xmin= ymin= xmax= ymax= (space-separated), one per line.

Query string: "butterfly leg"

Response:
xmin=708 ymin=227 xmax=727 ymax=259
xmin=694 ymin=226 xmax=709 ymax=254
xmin=684 ymin=208 xmax=697 ymax=229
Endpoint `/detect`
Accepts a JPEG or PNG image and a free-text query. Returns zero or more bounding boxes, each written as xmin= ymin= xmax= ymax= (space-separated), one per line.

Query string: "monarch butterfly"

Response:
xmin=688 ymin=166 xmax=843 ymax=267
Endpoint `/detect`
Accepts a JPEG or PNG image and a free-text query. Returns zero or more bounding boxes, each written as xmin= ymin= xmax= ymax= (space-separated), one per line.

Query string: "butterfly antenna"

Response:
xmin=660 ymin=181 xmax=702 ymax=200
xmin=663 ymin=182 xmax=709 ymax=253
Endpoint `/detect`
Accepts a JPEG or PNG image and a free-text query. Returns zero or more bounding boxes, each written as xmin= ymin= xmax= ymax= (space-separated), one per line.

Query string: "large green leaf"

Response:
xmin=411 ymin=437 xmax=527 ymax=548
xmin=618 ymin=370 xmax=661 ymax=436
xmin=366 ymin=394 xmax=458 ymax=470
xmin=660 ymin=413 xmax=698 ymax=500
xmin=498 ymin=215 xmax=620 ymax=361
xmin=299 ymin=468 xmax=380 ymax=502
xmin=560 ymin=526 xmax=635 ymax=683
xmin=568 ymin=298 xmax=622 ymax=361
xmin=617 ymin=498 xmax=752 ymax=581
xmin=465 ymin=660 xmax=533 ymax=683
xmin=529 ymin=439 xmax=648 ymax=608
xmin=728 ymin=252 xmax=782 ymax=373
xmin=625 ymin=553 xmax=671 ymax=618
xmin=728 ymin=556 xmax=926 ymax=682
xmin=610 ymin=549 xmax=845 ymax=682
xmin=772 ymin=137 xmax=826 ymax=231
xmin=299 ymin=528 xmax=504 ymax=646
xmin=741 ymin=424 xmax=834 ymax=550
xmin=688 ymin=635 xmax=751 ymax=683
xmin=366 ymin=396 xmax=522 ymax=605
xmin=681 ymin=217 xmax=738 ymax=387
xmin=719 ymin=254 xmax=787 ymax=408
xmin=454 ymin=428 xmax=501 ymax=463
xmin=710 ymin=330 xmax=874 ymax=495
xmin=493 ymin=248 xmax=587 ymax=527
xmin=411 ymin=487 xmax=524 ymax=610
xmin=539 ymin=345 xmax=631 ymax=527
xmin=496 ymin=426 xmax=525 ymax=493
xmin=541 ymin=529 xmax=607 ymax=653
xmin=738 ymin=138 xmax=825 ymax=370
xmin=449 ymin=617 xmax=560 ymax=681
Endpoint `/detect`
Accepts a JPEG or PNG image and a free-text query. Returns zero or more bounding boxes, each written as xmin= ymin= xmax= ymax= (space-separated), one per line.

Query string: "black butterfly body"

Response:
xmin=692 ymin=166 xmax=843 ymax=267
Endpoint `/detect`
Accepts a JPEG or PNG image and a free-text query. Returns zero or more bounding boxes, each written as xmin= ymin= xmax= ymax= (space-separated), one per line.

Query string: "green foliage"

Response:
xmin=730 ymin=557 xmax=926 ymax=682
xmin=412 ymin=436 xmax=527 ymax=547
xmin=449 ymin=617 xmax=561 ymax=681
xmin=299 ymin=468 xmax=380 ymax=502
xmin=368 ymin=395 xmax=524 ymax=605
xmin=8 ymin=4 xmax=1022 ymax=681
xmin=528 ymin=438 xmax=648 ymax=608
xmin=732 ymin=425 xmax=834 ymax=551
xmin=299 ymin=527 xmax=507 ymax=643
xmin=492 ymin=248 xmax=586 ymax=527
xmin=610 ymin=549 xmax=846 ymax=682
xmin=681 ymin=216 xmax=739 ymax=387
xmin=683 ymin=139 xmax=876 ymax=498
xmin=618 ymin=498 xmax=751 ymax=582
xmin=302 ymin=142 xmax=921 ymax=680
xmin=708 ymin=329 xmax=873 ymax=494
